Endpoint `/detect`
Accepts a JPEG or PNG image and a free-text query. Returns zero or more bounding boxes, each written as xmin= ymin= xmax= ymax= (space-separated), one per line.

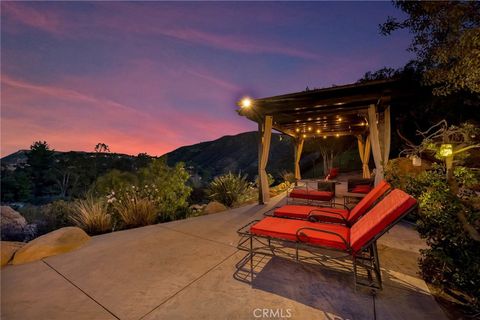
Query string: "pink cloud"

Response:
xmin=1 ymin=2 xmax=65 ymax=35
xmin=2 ymin=2 xmax=320 ymax=60
xmin=156 ymin=28 xmax=321 ymax=60
xmin=1 ymin=74 xmax=252 ymax=157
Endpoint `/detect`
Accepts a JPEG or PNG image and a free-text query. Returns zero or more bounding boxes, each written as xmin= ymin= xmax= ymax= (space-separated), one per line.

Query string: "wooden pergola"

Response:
xmin=237 ymin=79 xmax=410 ymax=204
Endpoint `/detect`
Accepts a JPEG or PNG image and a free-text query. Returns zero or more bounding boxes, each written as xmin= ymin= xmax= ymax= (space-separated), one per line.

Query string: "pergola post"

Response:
xmin=294 ymin=137 xmax=304 ymax=182
xmin=367 ymin=104 xmax=391 ymax=185
xmin=258 ymin=116 xmax=273 ymax=204
xmin=356 ymin=134 xmax=371 ymax=178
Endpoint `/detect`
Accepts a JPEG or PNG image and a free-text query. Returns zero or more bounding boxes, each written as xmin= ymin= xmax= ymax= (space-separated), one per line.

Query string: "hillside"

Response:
xmin=164 ymin=131 xmax=295 ymax=182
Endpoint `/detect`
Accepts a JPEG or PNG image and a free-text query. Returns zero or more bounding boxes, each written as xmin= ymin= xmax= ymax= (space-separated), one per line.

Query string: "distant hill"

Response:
xmin=164 ymin=131 xmax=295 ymax=183
xmin=2 ymin=131 xmax=361 ymax=185
xmin=1 ymin=150 xmax=29 ymax=167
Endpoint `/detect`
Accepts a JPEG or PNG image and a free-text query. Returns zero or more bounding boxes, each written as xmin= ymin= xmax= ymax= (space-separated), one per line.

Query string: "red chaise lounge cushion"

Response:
xmin=275 ymin=180 xmax=391 ymax=224
xmin=289 ymin=189 xmax=334 ymax=201
xmin=350 ymin=184 xmax=372 ymax=194
xmin=347 ymin=180 xmax=391 ymax=223
xmin=250 ymin=217 xmax=349 ymax=250
xmin=274 ymin=205 xmax=349 ymax=224
xmin=350 ymin=189 xmax=417 ymax=252
xmin=250 ymin=188 xmax=416 ymax=254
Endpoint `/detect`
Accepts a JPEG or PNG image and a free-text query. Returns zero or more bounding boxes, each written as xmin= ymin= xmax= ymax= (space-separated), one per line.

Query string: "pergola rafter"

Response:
xmin=237 ymin=79 xmax=414 ymax=204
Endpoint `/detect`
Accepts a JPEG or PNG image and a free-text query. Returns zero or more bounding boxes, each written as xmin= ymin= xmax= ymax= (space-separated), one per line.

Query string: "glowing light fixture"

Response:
xmin=316 ymin=129 xmax=321 ymax=134
xmin=302 ymin=134 xmax=307 ymax=138
xmin=323 ymin=135 xmax=327 ymax=139
xmin=338 ymin=117 xmax=342 ymax=122
xmin=240 ymin=97 xmax=252 ymax=108
xmin=439 ymin=144 xmax=453 ymax=157
xmin=308 ymin=126 xmax=312 ymax=131
xmin=295 ymin=128 xmax=300 ymax=133
xmin=335 ymin=133 xmax=340 ymax=138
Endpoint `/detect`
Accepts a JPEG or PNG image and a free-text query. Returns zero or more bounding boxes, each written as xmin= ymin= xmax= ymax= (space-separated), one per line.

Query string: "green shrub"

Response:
xmin=208 ymin=172 xmax=251 ymax=207
xmin=254 ymin=173 xmax=275 ymax=187
xmin=42 ymin=200 xmax=76 ymax=231
xmin=400 ymin=164 xmax=480 ymax=309
xmin=18 ymin=200 xmax=76 ymax=235
xmin=93 ymin=169 xmax=138 ymax=196
xmin=113 ymin=193 xmax=157 ymax=228
xmin=137 ymin=159 xmax=192 ymax=221
xmin=71 ymin=197 xmax=112 ymax=234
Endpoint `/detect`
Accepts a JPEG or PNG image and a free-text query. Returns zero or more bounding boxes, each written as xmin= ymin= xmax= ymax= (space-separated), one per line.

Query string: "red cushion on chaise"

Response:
xmin=274 ymin=205 xmax=348 ymax=223
xmin=289 ymin=189 xmax=334 ymax=201
xmin=351 ymin=184 xmax=372 ymax=194
xmin=277 ymin=180 xmax=391 ymax=224
xmin=250 ymin=217 xmax=349 ymax=250
xmin=349 ymin=189 xmax=417 ymax=252
xmin=252 ymin=189 xmax=416 ymax=253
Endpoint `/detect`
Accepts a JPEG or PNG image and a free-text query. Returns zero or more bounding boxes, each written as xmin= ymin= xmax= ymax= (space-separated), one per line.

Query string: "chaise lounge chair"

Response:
xmin=287 ymin=184 xmax=335 ymax=205
xmin=270 ymin=180 xmax=391 ymax=226
xmin=237 ymin=188 xmax=417 ymax=291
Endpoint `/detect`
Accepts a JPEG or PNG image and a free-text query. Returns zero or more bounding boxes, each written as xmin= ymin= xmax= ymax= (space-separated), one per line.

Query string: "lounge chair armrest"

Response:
xmin=295 ymin=227 xmax=350 ymax=250
xmin=307 ymin=209 xmax=348 ymax=223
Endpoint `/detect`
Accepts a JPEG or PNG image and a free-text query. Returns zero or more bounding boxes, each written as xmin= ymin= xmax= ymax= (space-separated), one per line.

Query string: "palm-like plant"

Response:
xmin=208 ymin=172 xmax=251 ymax=207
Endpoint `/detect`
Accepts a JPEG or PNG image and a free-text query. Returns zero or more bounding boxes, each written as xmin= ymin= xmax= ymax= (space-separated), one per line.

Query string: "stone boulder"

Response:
xmin=1 ymin=241 xmax=25 ymax=267
xmin=203 ymin=201 xmax=228 ymax=214
xmin=1 ymin=206 xmax=27 ymax=241
xmin=12 ymin=227 xmax=90 ymax=265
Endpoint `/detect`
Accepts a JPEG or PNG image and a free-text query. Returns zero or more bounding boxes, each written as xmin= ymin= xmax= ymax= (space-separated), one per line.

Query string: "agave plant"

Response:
xmin=208 ymin=172 xmax=251 ymax=207
xmin=71 ymin=197 xmax=112 ymax=234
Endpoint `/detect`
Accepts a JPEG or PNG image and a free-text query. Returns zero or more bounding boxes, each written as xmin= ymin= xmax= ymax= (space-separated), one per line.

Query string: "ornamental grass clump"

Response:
xmin=208 ymin=172 xmax=251 ymax=207
xmin=71 ymin=197 xmax=112 ymax=235
xmin=113 ymin=192 xmax=157 ymax=229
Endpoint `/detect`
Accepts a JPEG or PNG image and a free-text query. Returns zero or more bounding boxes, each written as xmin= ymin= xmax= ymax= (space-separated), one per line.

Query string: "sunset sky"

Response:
xmin=1 ymin=2 xmax=413 ymax=157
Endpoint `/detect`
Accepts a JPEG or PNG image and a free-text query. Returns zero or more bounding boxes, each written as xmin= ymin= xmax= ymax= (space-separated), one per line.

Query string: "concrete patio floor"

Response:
xmin=1 ymin=190 xmax=448 ymax=320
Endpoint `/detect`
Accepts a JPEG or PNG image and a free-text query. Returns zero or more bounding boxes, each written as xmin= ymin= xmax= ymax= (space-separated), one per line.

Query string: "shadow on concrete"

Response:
xmin=235 ymin=254 xmax=374 ymax=319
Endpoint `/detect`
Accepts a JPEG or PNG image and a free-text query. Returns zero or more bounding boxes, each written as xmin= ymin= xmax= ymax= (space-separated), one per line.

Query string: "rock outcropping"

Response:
xmin=203 ymin=201 xmax=228 ymax=214
xmin=1 ymin=206 xmax=27 ymax=241
xmin=1 ymin=241 xmax=25 ymax=266
xmin=12 ymin=227 xmax=90 ymax=265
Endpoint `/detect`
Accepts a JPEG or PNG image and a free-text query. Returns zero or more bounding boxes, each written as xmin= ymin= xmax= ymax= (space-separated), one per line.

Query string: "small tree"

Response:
xmin=27 ymin=141 xmax=55 ymax=197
